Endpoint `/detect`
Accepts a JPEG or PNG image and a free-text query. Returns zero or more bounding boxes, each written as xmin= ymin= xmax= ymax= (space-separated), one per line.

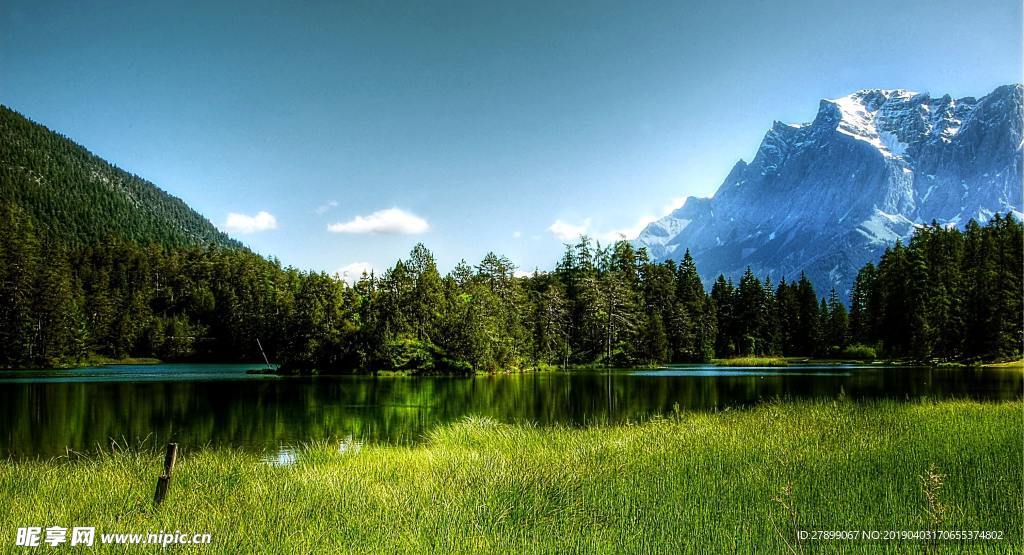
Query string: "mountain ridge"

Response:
xmin=636 ymin=84 xmax=1023 ymax=298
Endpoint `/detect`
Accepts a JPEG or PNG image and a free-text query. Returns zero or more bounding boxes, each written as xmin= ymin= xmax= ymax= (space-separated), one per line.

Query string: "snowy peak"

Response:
xmin=824 ymin=89 xmax=918 ymax=157
xmin=635 ymin=195 xmax=711 ymax=256
xmin=805 ymin=87 xmax=1011 ymax=161
xmin=635 ymin=84 xmax=1023 ymax=300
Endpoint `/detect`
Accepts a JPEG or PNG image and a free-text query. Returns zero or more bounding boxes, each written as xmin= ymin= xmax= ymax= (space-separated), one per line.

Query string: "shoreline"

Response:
xmin=8 ymin=356 xmax=1021 ymax=375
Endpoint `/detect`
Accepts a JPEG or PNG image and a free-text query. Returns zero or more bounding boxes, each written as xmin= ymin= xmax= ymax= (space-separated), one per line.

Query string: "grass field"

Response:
xmin=0 ymin=400 xmax=1020 ymax=553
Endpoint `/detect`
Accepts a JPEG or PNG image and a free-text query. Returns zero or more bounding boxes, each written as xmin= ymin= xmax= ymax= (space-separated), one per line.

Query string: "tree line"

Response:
xmin=848 ymin=214 xmax=1023 ymax=361
xmin=1 ymin=203 xmax=1020 ymax=372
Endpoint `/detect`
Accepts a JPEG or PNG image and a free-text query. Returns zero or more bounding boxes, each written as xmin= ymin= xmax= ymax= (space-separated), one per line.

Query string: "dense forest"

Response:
xmin=0 ymin=106 xmax=238 ymax=249
xmin=1 ymin=200 xmax=1020 ymax=372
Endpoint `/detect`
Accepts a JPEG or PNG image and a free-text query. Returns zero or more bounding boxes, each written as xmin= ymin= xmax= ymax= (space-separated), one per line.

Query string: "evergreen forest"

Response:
xmin=2 ymin=202 xmax=1020 ymax=372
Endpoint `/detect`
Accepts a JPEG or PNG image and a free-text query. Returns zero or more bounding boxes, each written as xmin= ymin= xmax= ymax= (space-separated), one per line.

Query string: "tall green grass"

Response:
xmin=0 ymin=400 xmax=1019 ymax=553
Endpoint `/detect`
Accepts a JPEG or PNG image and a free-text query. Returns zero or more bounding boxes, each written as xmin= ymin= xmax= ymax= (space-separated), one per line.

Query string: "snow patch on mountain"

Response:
xmin=857 ymin=210 xmax=917 ymax=245
xmin=635 ymin=84 xmax=1023 ymax=299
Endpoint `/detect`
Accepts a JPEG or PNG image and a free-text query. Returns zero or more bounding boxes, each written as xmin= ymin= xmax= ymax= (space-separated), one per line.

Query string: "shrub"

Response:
xmin=839 ymin=344 xmax=877 ymax=360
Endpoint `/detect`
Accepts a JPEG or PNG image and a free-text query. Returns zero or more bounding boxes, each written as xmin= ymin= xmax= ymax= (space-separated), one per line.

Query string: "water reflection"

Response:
xmin=0 ymin=364 xmax=1019 ymax=458
xmin=261 ymin=436 xmax=361 ymax=466
xmin=264 ymin=448 xmax=297 ymax=467
xmin=338 ymin=436 xmax=362 ymax=455
xmin=633 ymin=368 xmax=854 ymax=377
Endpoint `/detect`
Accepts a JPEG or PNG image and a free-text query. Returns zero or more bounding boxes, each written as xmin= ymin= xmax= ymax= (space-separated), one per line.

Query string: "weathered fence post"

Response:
xmin=153 ymin=443 xmax=178 ymax=506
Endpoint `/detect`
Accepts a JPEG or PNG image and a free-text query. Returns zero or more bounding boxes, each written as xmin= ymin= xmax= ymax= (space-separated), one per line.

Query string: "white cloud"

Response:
xmin=662 ymin=196 xmax=686 ymax=215
xmin=224 ymin=211 xmax=278 ymax=234
xmin=315 ymin=200 xmax=339 ymax=215
xmin=547 ymin=218 xmax=591 ymax=241
xmin=335 ymin=262 xmax=373 ymax=283
xmin=594 ymin=216 xmax=657 ymax=243
xmin=512 ymin=231 xmax=522 ymax=239
xmin=547 ymin=216 xmax=648 ymax=243
xmin=327 ymin=208 xmax=429 ymax=235
xmin=548 ymin=198 xmax=689 ymax=244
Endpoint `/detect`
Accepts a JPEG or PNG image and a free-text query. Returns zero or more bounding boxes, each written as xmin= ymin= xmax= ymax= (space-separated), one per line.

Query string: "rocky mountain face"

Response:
xmin=636 ymin=84 xmax=1023 ymax=298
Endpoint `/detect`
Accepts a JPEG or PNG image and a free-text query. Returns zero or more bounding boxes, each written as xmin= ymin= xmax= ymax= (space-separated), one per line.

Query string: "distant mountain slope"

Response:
xmin=0 ymin=105 xmax=239 ymax=249
xmin=636 ymin=84 xmax=1023 ymax=298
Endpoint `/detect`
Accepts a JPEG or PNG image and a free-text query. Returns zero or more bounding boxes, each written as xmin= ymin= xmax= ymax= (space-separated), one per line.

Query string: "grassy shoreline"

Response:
xmin=1 ymin=400 xmax=1020 ymax=552
xmin=983 ymin=358 xmax=1024 ymax=368
xmin=14 ymin=356 xmax=164 ymax=370
xmin=713 ymin=356 xmax=790 ymax=367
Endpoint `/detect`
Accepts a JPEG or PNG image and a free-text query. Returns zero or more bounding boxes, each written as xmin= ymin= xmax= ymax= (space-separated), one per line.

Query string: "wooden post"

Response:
xmin=153 ymin=443 xmax=178 ymax=506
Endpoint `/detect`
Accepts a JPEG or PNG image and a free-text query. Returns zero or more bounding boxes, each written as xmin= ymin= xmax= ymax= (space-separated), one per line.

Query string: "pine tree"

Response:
xmin=825 ymin=288 xmax=849 ymax=354
xmin=775 ymin=278 xmax=799 ymax=355
xmin=32 ymin=244 xmax=89 ymax=364
xmin=848 ymin=263 xmax=876 ymax=346
xmin=406 ymin=243 xmax=444 ymax=344
xmin=710 ymin=275 xmax=736 ymax=357
xmin=794 ymin=274 xmax=820 ymax=356
xmin=0 ymin=204 xmax=40 ymax=365
xmin=736 ymin=268 xmax=766 ymax=355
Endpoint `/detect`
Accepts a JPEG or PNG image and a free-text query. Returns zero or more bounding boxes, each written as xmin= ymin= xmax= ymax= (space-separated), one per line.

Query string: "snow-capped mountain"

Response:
xmin=636 ymin=84 xmax=1023 ymax=298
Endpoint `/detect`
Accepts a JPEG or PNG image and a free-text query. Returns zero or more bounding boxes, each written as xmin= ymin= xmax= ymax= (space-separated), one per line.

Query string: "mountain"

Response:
xmin=636 ymin=84 xmax=1023 ymax=298
xmin=0 ymin=105 xmax=239 ymax=249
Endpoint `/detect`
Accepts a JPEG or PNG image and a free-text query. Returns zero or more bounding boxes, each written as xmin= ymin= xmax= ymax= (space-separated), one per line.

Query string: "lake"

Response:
xmin=1 ymin=363 xmax=1020 ymax=458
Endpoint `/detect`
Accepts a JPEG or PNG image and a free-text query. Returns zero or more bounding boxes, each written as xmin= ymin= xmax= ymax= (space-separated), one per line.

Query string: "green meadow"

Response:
xmin=1 ymin=400 xmax=1020 ymax=553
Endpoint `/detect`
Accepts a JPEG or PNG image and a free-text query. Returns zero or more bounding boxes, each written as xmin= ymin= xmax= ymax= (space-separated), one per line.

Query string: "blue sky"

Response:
xmin=2 ymin=0 xmax=1021 ymax=278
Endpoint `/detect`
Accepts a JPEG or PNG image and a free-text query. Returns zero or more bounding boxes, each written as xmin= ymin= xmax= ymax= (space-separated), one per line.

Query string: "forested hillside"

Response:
xmin=0 ymin=105 xmax=238 ymax=249
xmin=1 ymin=198 xmax=1019 ymax=370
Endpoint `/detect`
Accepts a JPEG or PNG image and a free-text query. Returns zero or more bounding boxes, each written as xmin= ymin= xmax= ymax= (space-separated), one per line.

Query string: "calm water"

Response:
xmin=0 ymin=363 xmax=1020 ymax=458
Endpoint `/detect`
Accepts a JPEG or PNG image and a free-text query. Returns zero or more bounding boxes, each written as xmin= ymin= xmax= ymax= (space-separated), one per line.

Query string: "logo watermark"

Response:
xmin=15 ymin=527 xmax=211 ymax=547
